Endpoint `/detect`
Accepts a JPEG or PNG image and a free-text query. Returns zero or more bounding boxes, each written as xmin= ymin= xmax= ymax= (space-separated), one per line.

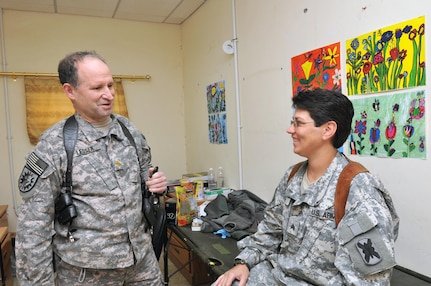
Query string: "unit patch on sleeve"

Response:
xmin=18 ymin=152 xmax=49 ymax=195
xmin=356 ymin=238 xmax=382 ymax=265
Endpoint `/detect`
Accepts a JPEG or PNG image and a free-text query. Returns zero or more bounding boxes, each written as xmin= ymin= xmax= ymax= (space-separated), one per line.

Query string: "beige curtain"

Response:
xmin=25 ymin=77 xmax=129 ymax=145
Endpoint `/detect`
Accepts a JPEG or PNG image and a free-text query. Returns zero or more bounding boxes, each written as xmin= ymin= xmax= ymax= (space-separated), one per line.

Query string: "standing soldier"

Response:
xmin=16 ymin=51 xmax=167 ymax=285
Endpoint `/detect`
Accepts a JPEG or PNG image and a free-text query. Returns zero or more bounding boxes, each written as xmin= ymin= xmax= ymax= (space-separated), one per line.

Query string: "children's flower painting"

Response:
xmin=350 ymin=90 xmax=425 ymax=159
xmin=346 ymin=16 xmax=425 ymax=95
xmin=206 ymin=80 xmax=228 ymax=144
xmin=291 ymin=43 xmax=341 ymax=96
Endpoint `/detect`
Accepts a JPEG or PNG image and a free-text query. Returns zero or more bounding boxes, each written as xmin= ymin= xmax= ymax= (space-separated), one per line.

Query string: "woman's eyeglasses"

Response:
xmin=290 ymin=119 xmax=315 ymax=128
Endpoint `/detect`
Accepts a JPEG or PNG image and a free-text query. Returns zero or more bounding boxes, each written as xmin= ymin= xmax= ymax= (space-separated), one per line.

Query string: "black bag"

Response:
xmin=142 ymin=184 xmax=167 ymax=260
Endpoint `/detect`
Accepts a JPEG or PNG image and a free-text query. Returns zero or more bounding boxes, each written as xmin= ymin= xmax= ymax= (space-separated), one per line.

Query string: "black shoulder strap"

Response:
xmin=117 ymin=119 xmax=167 ymax=260
xmin=118 ymin=120 xmax=137 ymax=149
xmin=62 ymin=117 xmax=137 ymax=186
xmin=57 ymin=115 xmax=79 ymax=240
xmin=62 ymin=116 xmax=78 ymax=189
xmin=61 ymin=117 xmax=166 ymax=256
xmin=63 ymin=116 xmax=138 ymax=184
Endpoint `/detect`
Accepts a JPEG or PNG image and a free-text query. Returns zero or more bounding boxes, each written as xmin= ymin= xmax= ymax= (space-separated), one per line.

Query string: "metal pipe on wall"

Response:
xmin=231 ymin=0 xmax=243 ymax=189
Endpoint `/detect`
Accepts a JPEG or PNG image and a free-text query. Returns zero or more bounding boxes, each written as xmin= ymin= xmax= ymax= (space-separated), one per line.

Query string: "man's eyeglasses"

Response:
xmin=290 ymin=119 xmax=315 ymax=128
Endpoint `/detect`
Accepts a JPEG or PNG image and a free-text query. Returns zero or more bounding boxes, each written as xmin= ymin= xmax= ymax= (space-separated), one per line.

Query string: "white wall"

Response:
xmin=0 ymin=10 xmax=187 ymax=232
xmin=181 ymin=0 xmax=431 ymax=277
xmin=181 ymin=0 xmax=239 ymax=188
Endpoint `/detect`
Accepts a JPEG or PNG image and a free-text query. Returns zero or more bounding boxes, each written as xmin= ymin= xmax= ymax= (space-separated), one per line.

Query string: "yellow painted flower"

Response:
xmin=301 ymin=60 xmax=313 ymax=80
xmin=324 ymin=46 xmax=339 ymax=66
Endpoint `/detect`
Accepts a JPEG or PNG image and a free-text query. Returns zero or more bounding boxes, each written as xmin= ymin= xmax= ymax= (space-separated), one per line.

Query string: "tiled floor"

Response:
xmin=391 ymin=268 xmax=431 ymax=286
xmin=160 ymin=257 xmax=192 ymax=286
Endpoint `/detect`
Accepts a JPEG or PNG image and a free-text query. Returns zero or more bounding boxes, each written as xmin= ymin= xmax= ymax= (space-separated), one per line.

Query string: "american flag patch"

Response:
xmin=26 ymin=152 xmax=48 ymax=175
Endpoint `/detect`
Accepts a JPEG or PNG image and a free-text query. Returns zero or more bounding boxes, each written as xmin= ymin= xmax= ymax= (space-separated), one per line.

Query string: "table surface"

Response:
xmin=168 ymin=224 xmax=240 ymax=277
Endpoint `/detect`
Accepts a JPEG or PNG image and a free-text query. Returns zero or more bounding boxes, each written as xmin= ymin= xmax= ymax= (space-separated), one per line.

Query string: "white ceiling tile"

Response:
xmin=0 ymin=0 xmax=54 ymax=13
xmin=115 ymin=0 xmax=180 ymax=21
xmin=56 ymin=0 xmax=119 ymax=18
xmin=0 ymin=0 xmax=207 ymax=24
xmin=166 ymin=0 xmax=205 ymax=23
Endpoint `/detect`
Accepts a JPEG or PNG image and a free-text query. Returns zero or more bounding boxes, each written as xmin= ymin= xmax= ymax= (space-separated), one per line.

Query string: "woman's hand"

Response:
xmin=212 ymin=264 xmax=249 ymax=286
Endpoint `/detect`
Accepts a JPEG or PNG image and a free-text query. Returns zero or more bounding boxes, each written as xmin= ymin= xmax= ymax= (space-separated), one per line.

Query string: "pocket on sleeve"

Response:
xmin=339 ymin=212 xmax=396 ymax=276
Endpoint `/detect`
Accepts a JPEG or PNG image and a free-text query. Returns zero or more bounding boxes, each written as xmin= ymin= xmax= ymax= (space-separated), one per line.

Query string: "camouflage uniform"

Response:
xmin=16 ymin=114 xmax=163 ymax=285
xmin=235 ymin=152 xmax=399 ymax=285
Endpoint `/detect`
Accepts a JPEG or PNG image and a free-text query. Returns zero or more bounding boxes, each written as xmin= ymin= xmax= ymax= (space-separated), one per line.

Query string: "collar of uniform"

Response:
xmin=73 ymin=113 xmax=127 ymax=142
xmin=287 ymin=153 xmax=347 ymax=207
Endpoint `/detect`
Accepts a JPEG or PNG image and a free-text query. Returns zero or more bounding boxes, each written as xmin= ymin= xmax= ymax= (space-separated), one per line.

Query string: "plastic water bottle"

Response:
xmin=217 ymin=166 xmax=224 ymax=188
xmin=207 ymin=168 xmax=216 ymax=189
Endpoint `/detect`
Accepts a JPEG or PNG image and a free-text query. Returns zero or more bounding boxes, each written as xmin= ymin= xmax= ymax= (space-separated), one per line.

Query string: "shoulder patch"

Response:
xmin=356 ymin=238 xmax=382 ymax=265
xmin=18 ymin=152 xmax=49 ymax=196
xmin=345 ymin=228 xmax=396 ymax=275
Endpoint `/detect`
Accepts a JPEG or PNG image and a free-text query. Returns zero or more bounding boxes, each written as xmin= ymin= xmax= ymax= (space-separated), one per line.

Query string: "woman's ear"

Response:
xmin=322 ymin=121 xmax=337 ymax=140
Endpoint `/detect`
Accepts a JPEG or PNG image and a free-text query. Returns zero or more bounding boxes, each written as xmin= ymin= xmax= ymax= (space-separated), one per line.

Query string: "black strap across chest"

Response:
xmin=61 ymin=116 xmax=167 ymax=260
xmin=63 ymin=116 xmax=137 ymax=185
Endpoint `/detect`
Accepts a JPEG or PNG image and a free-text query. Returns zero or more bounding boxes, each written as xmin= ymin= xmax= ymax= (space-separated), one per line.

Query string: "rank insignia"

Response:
xmin=356 ymin=238 xmax=382 ymax=265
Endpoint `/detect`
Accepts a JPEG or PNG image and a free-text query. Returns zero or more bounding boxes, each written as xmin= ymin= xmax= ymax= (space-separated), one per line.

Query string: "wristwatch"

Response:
xmin=234 ymin=258 xmax=250 ymax=270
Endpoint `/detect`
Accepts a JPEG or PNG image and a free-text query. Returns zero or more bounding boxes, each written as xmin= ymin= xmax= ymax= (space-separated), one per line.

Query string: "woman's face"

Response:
xmin=286 ymin=109 xmax=324 ymax=158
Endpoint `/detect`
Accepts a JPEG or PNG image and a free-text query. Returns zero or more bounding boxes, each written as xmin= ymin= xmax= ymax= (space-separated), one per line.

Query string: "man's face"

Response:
xmin=65 ymin=57 xmax=115 ymax=123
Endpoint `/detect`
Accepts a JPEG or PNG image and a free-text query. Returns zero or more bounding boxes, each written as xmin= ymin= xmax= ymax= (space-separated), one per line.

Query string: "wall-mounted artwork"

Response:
xmin=291 ymin=42 xmax=341 ymax=96
xmin=206 ymin=80 xmax=228 ymax=144
xmin=346 ymin=16 xmax=425 ymax=95
xmin=349 ymin=90 xmax=425 ymax=159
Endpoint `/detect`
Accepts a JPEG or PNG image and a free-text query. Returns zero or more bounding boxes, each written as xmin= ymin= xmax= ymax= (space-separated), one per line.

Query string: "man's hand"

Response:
xmin=213 ymin=264 xmax=249 ymax=286
xmin=146 ymin=167 xmax=167 ymax=194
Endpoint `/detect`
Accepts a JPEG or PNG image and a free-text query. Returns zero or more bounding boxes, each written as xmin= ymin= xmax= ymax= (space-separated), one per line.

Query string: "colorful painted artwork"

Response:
xmin=206 ymin=80 xmax=228 ymax=144
xmin=346 ymin=16 xmax=425 ymax=95
xmin=291 ymin=42 xmax=342 ymax=96
xmin=349 ymin=90 xmax=425 ymax=159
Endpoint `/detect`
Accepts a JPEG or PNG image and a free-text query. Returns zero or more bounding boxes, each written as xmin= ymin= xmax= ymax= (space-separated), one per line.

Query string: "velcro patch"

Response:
xmin=339 ymin=212 xmax=377 ymax=244
xmin=18 ymin=152 xmax=48 ymax=196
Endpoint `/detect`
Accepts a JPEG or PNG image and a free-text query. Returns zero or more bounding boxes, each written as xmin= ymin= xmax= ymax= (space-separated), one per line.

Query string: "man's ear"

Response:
xmin=322 ymin=121 xmax=337 ymax=141
xmin=62 ymin=83 xmax=75 ymax=100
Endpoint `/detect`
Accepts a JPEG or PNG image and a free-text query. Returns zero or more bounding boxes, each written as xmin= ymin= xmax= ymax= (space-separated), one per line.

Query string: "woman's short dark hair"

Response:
xmin=58 ymin=51 xmax=106 ymax=88
xmin=292 ymin=89 xmax=354 ymax=148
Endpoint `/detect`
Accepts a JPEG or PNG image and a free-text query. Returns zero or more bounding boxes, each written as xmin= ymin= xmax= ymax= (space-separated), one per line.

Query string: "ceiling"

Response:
xmin=0 ymin=0 xmax=206 ymax=24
